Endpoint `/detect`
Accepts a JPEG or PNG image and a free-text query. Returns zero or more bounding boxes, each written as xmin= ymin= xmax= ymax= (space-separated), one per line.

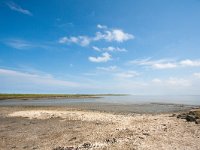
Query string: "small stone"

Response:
xmin=139 ymin=136 xmax=144 ymax=139
xmin=69 ymin=137 xmax=76 ymax=141
xmin=32 ymin=146 xmax=38 ymax=149
xmin=53 ymin=146 xmax=77 ymax=150
xmin=105 ymin=138 xmax=117 ymax=144
xmin=195 ymin=119 xmax=200 ymax=124
xmin=82 ymin=142 xmax=91 ymax=148
xmin=23 ymin=145 xmax=28 ymax=149
xmin=143 ymin=133 xmax=150 ymax=136
xmin=163 ymin=127 xmax=167 ymax=132
xmin=95 ymin=122 xmax=101 ymax=125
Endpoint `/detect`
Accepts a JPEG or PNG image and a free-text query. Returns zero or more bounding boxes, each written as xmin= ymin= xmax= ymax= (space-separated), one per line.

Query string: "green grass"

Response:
xmin=0 ymin=94 xmax=128 ymax=100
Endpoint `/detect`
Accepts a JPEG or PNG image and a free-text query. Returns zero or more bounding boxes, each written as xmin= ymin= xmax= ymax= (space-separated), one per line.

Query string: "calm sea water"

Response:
xmin=0 ymin=95 xmax=200 ymax=106
xmin=97 ymin=95 xmax=200 ymax=105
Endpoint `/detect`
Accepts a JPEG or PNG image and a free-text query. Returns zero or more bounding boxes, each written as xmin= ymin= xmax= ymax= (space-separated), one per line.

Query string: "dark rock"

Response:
xmin=82 ymin=142 xmax=91 ymax=148
xmin=105 ymin=138 xmax=117 ymax=144
xmin=186 ymin=115 xmax=196 ymax=122
xmin=53 ymin=146 xmax=78 ymax=150
xmin=143 ymin=133 xmax=150 ymax=136
xmin=139 ymin=136 xmax=144 ymax=139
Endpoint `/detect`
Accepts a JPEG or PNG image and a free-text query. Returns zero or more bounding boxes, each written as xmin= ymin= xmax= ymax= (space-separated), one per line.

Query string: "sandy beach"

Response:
xmin=0 ymin=106 xmax=200 ymax=150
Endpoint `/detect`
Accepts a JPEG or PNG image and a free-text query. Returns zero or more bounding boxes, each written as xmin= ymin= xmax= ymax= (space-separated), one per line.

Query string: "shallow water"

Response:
xmin=0 ymin=95 xmax=199 ymax=106
xmin=97 ymin=95 xmax=200 ymax=105
xmin=0 ymin=95 xmax=199 ymax=113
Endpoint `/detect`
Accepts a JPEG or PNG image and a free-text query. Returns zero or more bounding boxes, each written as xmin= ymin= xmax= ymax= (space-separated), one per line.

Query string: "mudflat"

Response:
xmin=0 ymin=106 xmax=200 ymax=150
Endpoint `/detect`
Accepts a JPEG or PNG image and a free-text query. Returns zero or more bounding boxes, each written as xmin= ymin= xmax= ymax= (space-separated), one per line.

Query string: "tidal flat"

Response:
xmin=0 ymin=104 xmax=200 ymax=150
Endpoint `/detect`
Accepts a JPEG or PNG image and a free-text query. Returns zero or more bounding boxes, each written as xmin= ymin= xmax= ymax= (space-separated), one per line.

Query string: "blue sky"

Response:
xmin=1 ymin=0 xmax=200 ymax=94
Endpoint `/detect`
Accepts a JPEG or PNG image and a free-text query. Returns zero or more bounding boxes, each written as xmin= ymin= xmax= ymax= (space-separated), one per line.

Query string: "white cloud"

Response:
xmin=59 ymin=25 xmax=134 ymax=46
xmin=180 ymin=59 xmax=200 ymax=67
xmin=6 ymin=1 xmax=32 ymax=16
xmin=97 ymin=24 xmax=107 ymax=29
xmin=97 ymin=66 xmax=118 ymax=72
xmin=88 ymin=52 xmax=111 ymax=63
xmin=59 ymin=36 xmax=91 ymax=46
xmin=94 ymin=29 xmax=134 ymax=42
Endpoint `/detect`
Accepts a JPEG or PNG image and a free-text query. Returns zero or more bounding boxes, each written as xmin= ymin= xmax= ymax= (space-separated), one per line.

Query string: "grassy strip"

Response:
xmin=0 ymin=94 xmax=128 ymax=100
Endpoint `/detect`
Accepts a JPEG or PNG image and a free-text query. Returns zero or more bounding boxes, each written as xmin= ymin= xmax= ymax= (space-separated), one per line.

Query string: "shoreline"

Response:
xmin=0 ymin=100 xmax=197 ymax=114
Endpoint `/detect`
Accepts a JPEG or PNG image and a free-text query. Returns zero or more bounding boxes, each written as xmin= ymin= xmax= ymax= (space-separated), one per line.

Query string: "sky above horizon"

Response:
xmin=1 ymin=0 xmax=200 ymax=94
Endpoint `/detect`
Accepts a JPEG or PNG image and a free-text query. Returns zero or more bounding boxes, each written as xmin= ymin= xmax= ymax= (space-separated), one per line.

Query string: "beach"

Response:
xmin=0 ymin=104 xmax=200 ymax=150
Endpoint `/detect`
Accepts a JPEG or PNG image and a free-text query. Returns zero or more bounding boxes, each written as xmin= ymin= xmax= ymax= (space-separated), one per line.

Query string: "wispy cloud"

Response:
xmin=88 ymin=52 xmax=112 ymax=63
xmin=6 ymin=1 xmax=32 ymax=16
xmin=3 ymin=39 xmax=34 ymax=50
xmin=152 ymin=78 xmax=162 ymax=83
xmin=129 ymin=58 xmax=177 ymax=69
xmin=115 ymin=71 xmax=139 ymax=79
xmin=92 ymin=46 xmax=127 ymax=52
xmin=180 ymin=59 xmax=200 ymax=67
xmin=97 ymin=24 xmax=107 ymax=29
xmin=193 ymin=72 xmax=200 ymax=78
xmin=2 ymin=38 xmax=58 ymax=50
xmin=152 ymin=77 xmax=191 ymax=87
xmin=96 ymin=66 xmax=118 ymax=72
xmin=88 ymin=65 xmax=139 ymax=79
xmin=92 ymin=46 xmax=101 ymax=52
xmin=152 ymin=63 xmax=177 ymax=69
xmin=129 ymin=58 xmax=200 ymax=69
xmin=0 ymin=68 xmax=79 ymax=87
xmin=59 ymin=25 xmax=134 ymax=46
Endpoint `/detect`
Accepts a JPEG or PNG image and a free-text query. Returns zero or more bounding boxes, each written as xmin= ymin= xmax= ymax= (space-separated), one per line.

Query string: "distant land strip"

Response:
xmin=0 ymin=94 xmax=128 ymax=100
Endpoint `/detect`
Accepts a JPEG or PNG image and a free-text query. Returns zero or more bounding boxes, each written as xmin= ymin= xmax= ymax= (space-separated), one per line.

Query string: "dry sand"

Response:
xmin=0 ymin=106 xmax=200 ymax=150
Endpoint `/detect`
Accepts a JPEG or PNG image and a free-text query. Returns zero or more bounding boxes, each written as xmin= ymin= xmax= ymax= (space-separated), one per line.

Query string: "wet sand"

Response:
xmin=0 ymin=104 xmax=200 ymax=150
